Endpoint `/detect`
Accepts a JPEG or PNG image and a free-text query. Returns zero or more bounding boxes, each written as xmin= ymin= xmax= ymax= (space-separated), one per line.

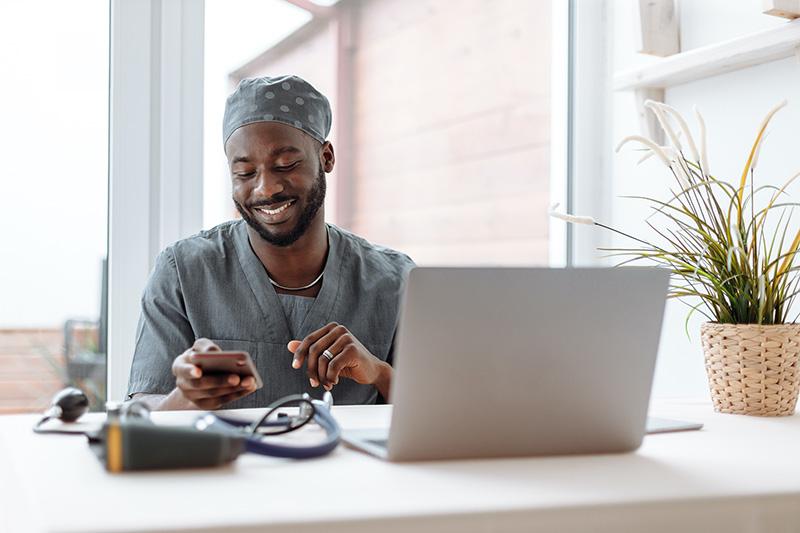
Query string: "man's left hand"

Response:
xmin=288 ymin=322 xmax=392 ymax=398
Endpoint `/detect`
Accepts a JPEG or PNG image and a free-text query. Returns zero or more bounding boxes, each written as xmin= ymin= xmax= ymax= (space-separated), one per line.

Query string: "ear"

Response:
xmin=319 ymin=141 xmax=335 ymax=173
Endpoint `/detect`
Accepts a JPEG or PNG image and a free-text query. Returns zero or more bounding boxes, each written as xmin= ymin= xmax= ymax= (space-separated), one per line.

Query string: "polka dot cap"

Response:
xmin=222 ymin=75 xmax=332 ymax=146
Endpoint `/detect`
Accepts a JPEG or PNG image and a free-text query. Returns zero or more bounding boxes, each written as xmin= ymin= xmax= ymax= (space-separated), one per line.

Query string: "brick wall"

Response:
xmin=351 ymin=0 xmax=550 ymax=265
xmin=0 ymin=329 xmax=65 ymax=414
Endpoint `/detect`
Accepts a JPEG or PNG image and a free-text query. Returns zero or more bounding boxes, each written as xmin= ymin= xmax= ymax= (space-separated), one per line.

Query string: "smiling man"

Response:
xmin=127 ymin=75 xmax=414 ymax=410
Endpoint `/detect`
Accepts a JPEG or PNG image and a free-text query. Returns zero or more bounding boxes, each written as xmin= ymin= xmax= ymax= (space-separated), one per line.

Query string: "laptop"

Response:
xmin=343 ymin=267 xmax=701 ymax=462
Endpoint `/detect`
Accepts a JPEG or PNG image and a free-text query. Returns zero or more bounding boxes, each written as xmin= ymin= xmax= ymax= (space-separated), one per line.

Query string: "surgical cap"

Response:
xmin=222 ymin=75 xmax=332 ymax=147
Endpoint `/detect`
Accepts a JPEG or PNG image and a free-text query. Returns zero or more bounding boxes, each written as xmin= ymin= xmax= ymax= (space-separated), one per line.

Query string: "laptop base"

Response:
xmin=343 ymin=417 xmax=703 ymax=460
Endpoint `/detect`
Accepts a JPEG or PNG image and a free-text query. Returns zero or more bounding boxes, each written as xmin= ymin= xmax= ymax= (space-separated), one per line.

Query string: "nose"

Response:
xmin=253 ymin=170 xmax=285 ymax=199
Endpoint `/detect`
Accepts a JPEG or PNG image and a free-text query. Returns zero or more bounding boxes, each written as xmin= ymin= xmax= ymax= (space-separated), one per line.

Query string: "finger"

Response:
xmin=327 ymin=346 xmax=357 ymax=385
xmin=191 ymin=338 xmax=221 ymax=354
xmin=307 ymin=325 xmax=347 ymax=387
xmin=194 ymin=387 xmax=254 ymax=410
xmin=287 ymin=340 xmax=302 ymax=353
xmin=173 ymin=352 xmax=203 ymax=380
xmin=294 ymin=324 xmax=338 ymax=370
xmin=317 ymin=353 xmax=331 ymax=389
xmin=317 ymin=331 xmax=354 ymax=388
xmin=323 ymin=335 xmax=354 ymax=386
xmin=288 ymin=340 xmax=303 ymax=369
xmin=183 ymin=384 xmax=243 ymax=401
xmin=178 ymin=373 xmax=241 ymax=391
xmin=293 ymin=323 xmax=338 ymax=372
xmin=182 ymin=339 xmax=223 ymax=379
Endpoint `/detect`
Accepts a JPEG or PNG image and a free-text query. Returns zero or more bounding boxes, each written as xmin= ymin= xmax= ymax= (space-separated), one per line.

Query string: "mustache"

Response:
xmin=246 ymin=195 xmax=297 ymax=209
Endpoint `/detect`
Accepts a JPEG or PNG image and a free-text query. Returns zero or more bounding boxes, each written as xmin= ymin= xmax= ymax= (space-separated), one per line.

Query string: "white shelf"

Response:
xmin=615 ymin=19 xmax=800 ymax=91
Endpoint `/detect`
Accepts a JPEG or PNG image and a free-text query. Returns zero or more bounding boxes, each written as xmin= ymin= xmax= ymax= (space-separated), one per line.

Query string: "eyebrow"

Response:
xmin=270 ymin=146 xmax=303 ymax=157
xmin=230 ymin=146 xmax=303 ymax=165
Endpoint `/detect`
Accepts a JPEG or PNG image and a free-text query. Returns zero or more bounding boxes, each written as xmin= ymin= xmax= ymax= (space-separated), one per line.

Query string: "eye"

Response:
xmin=275 ymin=161 xmax=300 ymax=172
xmin=234 ymin=171 xmax=256 ymax=179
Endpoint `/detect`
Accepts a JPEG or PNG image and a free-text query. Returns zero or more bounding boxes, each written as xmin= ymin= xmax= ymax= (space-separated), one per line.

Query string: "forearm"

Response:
xmin=373 ymin=361 xmax=393 ymax=401
xmin=131 ymin=388 xmax=196 ymax=411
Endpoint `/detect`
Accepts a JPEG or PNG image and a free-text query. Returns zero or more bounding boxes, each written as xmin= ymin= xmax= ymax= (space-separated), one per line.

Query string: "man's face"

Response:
xmin=226 ymin=122 xmax=332 ymax=247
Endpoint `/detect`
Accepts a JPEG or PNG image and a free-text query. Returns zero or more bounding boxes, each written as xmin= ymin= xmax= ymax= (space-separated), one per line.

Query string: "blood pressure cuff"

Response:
xmin=89 ymin=419 xmax=245 ymax=472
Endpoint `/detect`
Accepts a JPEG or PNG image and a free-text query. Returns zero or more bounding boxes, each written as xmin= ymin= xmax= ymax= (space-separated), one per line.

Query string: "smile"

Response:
xmin=255 ymin=200 xmax=295 ymax=216
xmin=252 ymin=199 xmax=296 ymax=225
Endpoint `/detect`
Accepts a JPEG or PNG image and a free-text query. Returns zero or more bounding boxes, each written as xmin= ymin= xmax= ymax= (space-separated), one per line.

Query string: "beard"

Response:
xmin=234 ymin=167 xmax=327 ymax=247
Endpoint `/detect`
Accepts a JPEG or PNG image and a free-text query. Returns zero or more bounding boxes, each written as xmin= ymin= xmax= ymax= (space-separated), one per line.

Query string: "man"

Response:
xmin=127 ymin=75 xmax=414 ymax=410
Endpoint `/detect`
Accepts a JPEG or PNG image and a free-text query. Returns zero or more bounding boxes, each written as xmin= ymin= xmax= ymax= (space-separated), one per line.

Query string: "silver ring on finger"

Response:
xmin=322 ymin=349 xmax=335 ymax=361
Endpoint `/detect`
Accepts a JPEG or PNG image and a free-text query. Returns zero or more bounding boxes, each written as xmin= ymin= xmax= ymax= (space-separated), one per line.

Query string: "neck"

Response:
xmin=246 ymin=214 xmax=329 ymax=291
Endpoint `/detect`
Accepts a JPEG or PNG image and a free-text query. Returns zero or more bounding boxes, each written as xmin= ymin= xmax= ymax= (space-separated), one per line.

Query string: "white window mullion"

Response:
xmin=160 ymin=0 xmax=204 ymax=248
xmin=569 ymin=0 xmax=613 ymax=267
xmin=108 ymin=0 xmax=204 ymax=402
xmin=549 ymin=0 xmax=570 ymax=267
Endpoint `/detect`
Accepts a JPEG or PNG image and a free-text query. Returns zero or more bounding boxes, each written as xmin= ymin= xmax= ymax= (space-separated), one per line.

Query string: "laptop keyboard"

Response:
xmin=366 ymin=438 xmax=388 ymax=449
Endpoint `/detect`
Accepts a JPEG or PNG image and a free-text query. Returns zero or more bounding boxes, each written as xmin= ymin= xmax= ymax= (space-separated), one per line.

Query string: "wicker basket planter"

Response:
xmin=701 ymin=322 xmax=800 ymax=416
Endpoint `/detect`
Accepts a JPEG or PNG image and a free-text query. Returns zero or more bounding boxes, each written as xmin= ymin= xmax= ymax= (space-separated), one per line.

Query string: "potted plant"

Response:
xmin=551 ymin=100 xmax=800 ymax=416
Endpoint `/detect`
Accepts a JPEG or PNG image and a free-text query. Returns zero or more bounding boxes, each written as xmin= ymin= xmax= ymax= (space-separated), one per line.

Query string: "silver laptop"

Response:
xmin=343 ymin=267 xmax=701 ymax=462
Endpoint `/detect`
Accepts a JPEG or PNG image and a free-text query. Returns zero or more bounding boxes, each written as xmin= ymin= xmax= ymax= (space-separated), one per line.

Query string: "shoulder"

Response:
xmin=329 ymin=224 xmax=415 ymax=278
xmin=147 ymin=220 xmax=242 ymax=289
xmin=165 ymin=220 xmax=242 ymax=265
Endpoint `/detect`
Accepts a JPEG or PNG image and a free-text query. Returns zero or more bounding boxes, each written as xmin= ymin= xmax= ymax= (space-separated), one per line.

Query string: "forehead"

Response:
xmin=225 ymin=121 xmax=311 ymax=160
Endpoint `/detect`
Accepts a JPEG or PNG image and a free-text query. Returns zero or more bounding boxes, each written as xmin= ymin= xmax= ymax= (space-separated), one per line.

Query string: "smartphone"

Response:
xmin=192 ymin=351 xmax=264 ymax=390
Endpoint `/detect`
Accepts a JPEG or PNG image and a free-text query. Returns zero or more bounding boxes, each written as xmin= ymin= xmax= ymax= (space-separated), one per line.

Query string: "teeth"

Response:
xmin=257 ymin=202 xmax=292 ymax=215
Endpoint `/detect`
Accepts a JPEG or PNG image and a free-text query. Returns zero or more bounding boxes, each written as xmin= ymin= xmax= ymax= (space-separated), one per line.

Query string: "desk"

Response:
xmin=1 ymin=399 xmax=799 ymax=533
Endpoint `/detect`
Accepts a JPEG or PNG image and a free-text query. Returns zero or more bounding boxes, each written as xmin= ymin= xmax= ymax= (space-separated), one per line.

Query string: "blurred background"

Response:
xmin=0 ymin=1 xmax=109 ymax=413
xmin=0 ymin=0 xmax=551 ymax=413
xmin=2 ymin=0 xmax=798 ymax=412
xmin=202 ymin=0 xmax=552 ymax=263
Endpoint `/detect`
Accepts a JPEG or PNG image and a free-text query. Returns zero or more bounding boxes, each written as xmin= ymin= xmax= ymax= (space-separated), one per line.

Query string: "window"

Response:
xmin=0 ymin=0 xmax=109 ymax=412
xmin=204 ymin=0 xmax=556 ymax=267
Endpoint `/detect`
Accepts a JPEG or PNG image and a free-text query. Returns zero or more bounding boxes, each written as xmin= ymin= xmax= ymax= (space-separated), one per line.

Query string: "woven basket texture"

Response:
xmin=701 ymin=322 xmax=800 ymax=416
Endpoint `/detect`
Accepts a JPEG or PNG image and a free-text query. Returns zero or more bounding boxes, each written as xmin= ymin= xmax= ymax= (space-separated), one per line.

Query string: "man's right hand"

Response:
xmin=166 ymin=338 xmax=257 ymax=410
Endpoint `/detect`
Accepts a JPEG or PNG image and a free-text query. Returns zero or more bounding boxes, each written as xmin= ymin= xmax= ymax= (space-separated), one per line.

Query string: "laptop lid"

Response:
xmin=386 ymin=267 xmax=670 ymax=461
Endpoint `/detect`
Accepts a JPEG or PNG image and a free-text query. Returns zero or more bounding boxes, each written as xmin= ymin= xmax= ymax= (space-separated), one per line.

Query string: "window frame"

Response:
xmin=107 ymin=0 xmax=205 ymax=401
xmin=107 ymin=0 xmax=576 ymax=401
xmin=566 ymin=0 xmax=614 ymax=267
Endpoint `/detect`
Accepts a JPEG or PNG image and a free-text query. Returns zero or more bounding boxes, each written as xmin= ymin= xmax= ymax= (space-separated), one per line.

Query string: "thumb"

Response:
xmin=287 ymin=340 xmax=302 ymax=353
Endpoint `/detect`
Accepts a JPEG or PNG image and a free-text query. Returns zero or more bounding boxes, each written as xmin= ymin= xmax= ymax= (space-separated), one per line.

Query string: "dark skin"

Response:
xmin=135 ymin=122 xmax=392 ymax=410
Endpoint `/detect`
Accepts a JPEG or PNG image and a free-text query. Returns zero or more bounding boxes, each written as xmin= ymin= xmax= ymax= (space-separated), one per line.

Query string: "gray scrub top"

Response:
xmin=277 ymin=294 xmax=315 ymax=338
xmin=127 ymin=220 xmax=414 ymax=407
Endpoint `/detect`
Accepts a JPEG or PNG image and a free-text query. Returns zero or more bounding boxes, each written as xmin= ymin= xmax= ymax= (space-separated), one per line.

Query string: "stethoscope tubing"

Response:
xmin=208 ymin=401 xmax=341 ymax=459
xmin=213 ymin=415 xmax=291 ymax=428
xmin=243 ymin=407 xmax=341 ymax=459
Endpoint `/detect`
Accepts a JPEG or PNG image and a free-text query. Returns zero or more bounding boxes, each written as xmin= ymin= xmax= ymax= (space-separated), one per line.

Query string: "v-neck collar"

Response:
xmin=232 ymin=220 xmax=343 ymax=343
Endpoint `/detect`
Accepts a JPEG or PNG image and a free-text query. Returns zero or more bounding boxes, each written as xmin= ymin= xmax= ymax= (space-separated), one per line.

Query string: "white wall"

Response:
xmin=0 ymin=0 xmax=109 ymax=328
xmin=610 ymin=0 xmax=800 ymax=398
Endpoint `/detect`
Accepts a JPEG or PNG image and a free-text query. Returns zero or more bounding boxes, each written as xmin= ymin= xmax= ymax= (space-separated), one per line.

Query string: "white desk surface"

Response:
xmin=1 ymin=399 xmax=800 ymax=533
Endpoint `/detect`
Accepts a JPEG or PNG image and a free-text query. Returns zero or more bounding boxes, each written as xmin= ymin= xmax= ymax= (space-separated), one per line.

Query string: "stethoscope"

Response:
xmin=195 ymin=391 xmax=341 ymax=459
xmin=34 ymin=388 xmax=341 ymax=460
